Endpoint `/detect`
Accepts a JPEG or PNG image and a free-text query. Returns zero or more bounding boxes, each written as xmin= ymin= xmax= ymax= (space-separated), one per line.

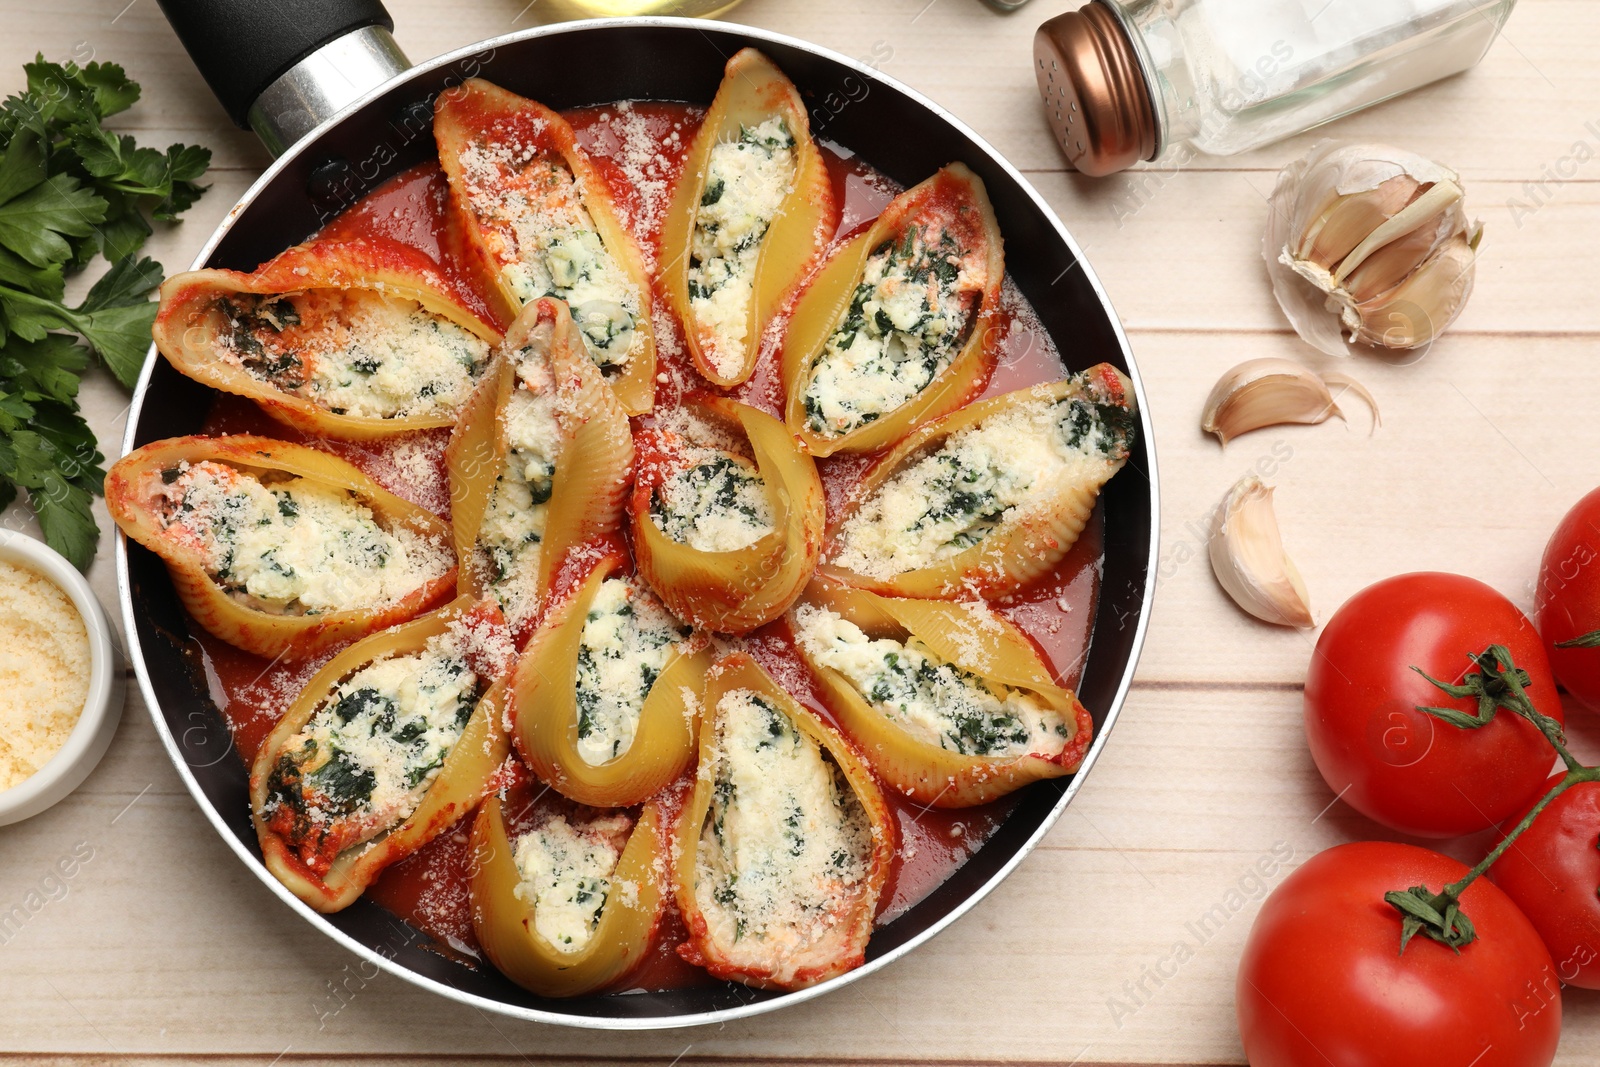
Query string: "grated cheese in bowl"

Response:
xmin=0 ymin=557 xmax=91 ymax=791
xmin=0 ymin=531 xmax=125 ymax=825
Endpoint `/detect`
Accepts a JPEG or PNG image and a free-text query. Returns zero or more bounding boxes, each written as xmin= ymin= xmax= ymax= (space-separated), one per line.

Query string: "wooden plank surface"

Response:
xmin=2 ymin=0 xmax=1598 ymax=1063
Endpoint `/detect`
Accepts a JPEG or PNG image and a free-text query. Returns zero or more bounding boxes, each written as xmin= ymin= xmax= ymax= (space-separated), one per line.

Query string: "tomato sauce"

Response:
xmin=188 ymin=101 xmax=1104 ymax=989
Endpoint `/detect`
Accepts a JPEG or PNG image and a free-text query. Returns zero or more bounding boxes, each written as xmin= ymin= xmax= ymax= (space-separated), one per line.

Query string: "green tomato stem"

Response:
xmin=1387 ymin=644 xmax=1589 ymax=953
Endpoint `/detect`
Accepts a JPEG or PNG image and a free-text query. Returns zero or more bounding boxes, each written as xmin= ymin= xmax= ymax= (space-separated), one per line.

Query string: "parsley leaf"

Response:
xmin=0 ymin=54 xmax=210 ymax=569
xmin=0 ymin=173 xmax=107 ymax=266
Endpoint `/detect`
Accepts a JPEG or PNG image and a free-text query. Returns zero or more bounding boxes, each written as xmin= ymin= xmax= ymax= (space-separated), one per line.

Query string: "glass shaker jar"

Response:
xmin=1034 ymin=0 xmax=1517 ymax=175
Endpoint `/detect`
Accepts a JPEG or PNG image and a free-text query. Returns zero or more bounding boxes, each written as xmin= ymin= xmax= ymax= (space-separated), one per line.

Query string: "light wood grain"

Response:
xmin=2 ymin=0 xmax=1599 ymax=1063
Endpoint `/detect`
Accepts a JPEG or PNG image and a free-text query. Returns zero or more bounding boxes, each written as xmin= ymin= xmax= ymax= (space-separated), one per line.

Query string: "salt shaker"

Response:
xmin=1034 ymin=0 xmax=1517 ymax=176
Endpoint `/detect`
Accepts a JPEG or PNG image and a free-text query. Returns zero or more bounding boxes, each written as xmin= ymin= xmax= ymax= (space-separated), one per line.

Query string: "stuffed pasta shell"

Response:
xmin=792 ymin=582 xmax=1092 ymax=807
xmin=630 ymin=397 xmax=823 ymax=634
xmin=435 ymin=78 xmax=656 ymax=414
xmin=659 ymin=48 xmax=837 ymax=387
xmin=822 ymin=365 xmax=1137 ymax=598
xmin=673 ymin=653 xmax=895 ymax=991
xmin=446 ymin=298 xmax=633 ymax=637
xmin=781 ymin=164 xmax=1004 ymax=456
xmin=106 ymin=434 xmax=455 ymax=658
xmin=469 ymin=793 xmax=669 ymax=997
xmin=152 ymin=237 xmax=501 ymax=441
xmin=250 ymin=597 xmax=514 ymax=912
xmin=511 ymin=549 xmax=711 ymax=807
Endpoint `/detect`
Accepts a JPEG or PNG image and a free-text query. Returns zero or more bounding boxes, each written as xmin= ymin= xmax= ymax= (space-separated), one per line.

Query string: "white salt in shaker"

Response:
xmin=1035 ymin=0 xmax=1517 ymax=175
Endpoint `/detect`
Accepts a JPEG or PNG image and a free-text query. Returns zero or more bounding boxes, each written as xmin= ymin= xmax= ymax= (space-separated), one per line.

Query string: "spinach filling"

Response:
xmin=803 ymin=223 xmax=976 ymax=437
xmin=220 ymin=295 xmax=305 ymax=388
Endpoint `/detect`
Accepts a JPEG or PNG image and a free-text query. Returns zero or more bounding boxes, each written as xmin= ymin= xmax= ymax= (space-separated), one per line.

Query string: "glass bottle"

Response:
xmin=1034 ymin=0 xmax=1517 ymax=175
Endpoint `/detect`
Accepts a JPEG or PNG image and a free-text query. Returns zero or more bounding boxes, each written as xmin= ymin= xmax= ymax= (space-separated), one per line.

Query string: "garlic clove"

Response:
xmin=1300 ymin=174 xmax=1421 ymax=270
xmin=1348 ymin=227 xmax=1480 ymax=350
xmin=1265 ymin=141 xmax=1480 ymax=358
xmin=1209 ymin=476 xmax=1314 ymax=629
xmin=1200 ymin=357 xmax=1378 ymax=445
xmin=1342 ymin=220 xmax=1445 ymax=303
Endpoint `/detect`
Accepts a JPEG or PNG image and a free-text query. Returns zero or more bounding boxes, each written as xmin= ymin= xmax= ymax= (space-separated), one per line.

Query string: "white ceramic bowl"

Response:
xmin=0 ymin=530 xmax=126 ymax=826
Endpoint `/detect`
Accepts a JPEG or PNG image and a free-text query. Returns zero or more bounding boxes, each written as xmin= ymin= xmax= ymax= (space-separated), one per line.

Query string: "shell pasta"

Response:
xmin=630 ymin=397 xmax=824 ymax=634
xmin=249 ymin=597 xmax=514 ymax=912
xmin=153 ymin=237 xmax=501 ymax=441
xmin=446 ymin=298 xmax=633 ymax=637
xmin=781 ymin=164 xmax=1005 ymax=456
xmin=659 ymin=47 xmax=837 ymax=387
xmin=793 ymin=581 xmax=1093 ymax=807
xmin=510 ymin=549 xmax=712 ymax=808
xmin=469 ymin=793 xmax=669 ymax=997
xmin=107 ymin=434 xmax=456 ymax=658
xmin=672 ymin=653 xmax=895 ymax=991
xmin=434 ymin=78 xmax=657 ymax=414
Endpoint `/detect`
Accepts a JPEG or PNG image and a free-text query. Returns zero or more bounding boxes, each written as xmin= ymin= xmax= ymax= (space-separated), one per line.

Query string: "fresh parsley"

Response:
xmin=0 ymin=55 xmax=211 ymax=569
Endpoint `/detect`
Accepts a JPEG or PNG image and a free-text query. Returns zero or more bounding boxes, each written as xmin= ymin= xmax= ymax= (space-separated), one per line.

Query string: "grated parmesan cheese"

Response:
xmin=829 ymin=389 xmax=1115 ymax=578
xmin=0 ymin=559 xmax=89 ymax=791
xmin=687 ymin=118 xmax=798 ymax=377
xmin=475 ymin=335 xmax=566 ymax=627
xmin=572 ymin=578 xmax=689 ymax=766
xmin=216 ymin=290 xmax=489 ymax=419
xmin=153 ymin=461 xmax=449 ymax=615
xmin=694 ymin=688 xmax=870 ymax=970
xmin=512 ymin=811 xmax=633 ymax=953
xmin=457 ymin=142 xmax=643 ymax=374
xmin=792 ymin=605 xmax=1066 ymax=759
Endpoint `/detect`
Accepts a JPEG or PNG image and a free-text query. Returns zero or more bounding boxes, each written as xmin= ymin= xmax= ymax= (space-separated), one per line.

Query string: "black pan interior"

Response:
xmin=127 ymin=22 xmax=1154 ymax=1021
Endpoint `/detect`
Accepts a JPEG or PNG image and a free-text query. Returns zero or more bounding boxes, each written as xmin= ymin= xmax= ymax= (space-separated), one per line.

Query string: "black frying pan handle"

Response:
xmin=157 ymin=0 xmax=396 ymax=128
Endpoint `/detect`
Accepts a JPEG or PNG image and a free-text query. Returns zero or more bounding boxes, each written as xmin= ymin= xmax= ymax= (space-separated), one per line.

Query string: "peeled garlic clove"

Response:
xmin=1209 ymin=476 xmax=1313 ymax=628
xmin=1201 ymin=358 xmax=1378 ymax=445
xmin=1264 ymin=141 xmax=1480 ymax=358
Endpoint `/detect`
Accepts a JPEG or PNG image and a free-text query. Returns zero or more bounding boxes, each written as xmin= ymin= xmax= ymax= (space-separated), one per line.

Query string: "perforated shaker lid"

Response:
xmin=1033 ymin=2 xmax=1158 ymax=177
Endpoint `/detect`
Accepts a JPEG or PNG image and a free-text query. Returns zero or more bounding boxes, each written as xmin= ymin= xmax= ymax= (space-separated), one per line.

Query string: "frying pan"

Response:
xmin=120 ymin=0 xmax=1160 ymax=1028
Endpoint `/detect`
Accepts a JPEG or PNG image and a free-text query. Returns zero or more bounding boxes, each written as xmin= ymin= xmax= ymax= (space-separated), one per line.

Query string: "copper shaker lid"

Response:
xmin=1034 ymin=2 xmax=1158 ymax=177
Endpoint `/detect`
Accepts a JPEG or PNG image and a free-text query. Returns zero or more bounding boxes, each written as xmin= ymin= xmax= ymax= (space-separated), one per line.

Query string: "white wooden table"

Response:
xmin=3 ymin=0 xmax=1598 ymax=1063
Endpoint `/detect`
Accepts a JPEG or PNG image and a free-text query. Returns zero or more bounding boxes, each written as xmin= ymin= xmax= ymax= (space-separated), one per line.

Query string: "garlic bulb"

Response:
xmin=1209 ymin=476 xmax=1313 ymax=628
xmin=1264 ymin=142 xmax=1482 ymax=358
xmin=1201 ymin=358 xmax=1379 ymax=445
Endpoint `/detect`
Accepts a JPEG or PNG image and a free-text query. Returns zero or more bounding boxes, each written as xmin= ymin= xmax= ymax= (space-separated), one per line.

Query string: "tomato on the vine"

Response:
xmin=1304 ymin=572 xmax=1562 ymax=837
xmin=1537 ymin=487 xmax=1600 ymax=713
xmin=1489 ymin=773 xmax=1600 ymax=989
xmin=1238 ymin=841 xmax=1560 ymax=1067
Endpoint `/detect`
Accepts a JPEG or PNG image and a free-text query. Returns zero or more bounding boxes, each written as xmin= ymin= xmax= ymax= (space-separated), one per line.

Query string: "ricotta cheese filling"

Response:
xmin=650 ymin=447 xmax=775 ymax=553
xmin=686 ymin=118 xmax=798 ymax=377
xmin=512 ymin=812 xmax=634 ymax=953
xmin=572 ymin=577 xmax=690 ymax=766
xmin=154 ymin=460 xmax=448 ymax=615
xmin=263 ymin=632 xmax=481 ymax=872
xmin=829 ymin=389 xmax=1121 ymax=578
xmin=802 ymin=221 xmax=983 ymax=438
xmin=476 ymin=342 xmax=564 ymax=626
xmin=793 ymin=606 xmax=1068 ymax=759
xmin=695 ymin=690 xmax=871 ymax=957
xmin=216 ymin=290 xmax=490 ymax=419
xmin=457 ymin=144 xmax=643 ymax=374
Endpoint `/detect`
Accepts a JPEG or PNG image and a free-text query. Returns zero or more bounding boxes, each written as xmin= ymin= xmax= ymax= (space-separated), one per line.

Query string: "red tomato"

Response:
xmin=1537 ymin=487 xmax=1600 ymax=713
xmin=1304 ymin=573 xmax=1561 ymax=837
xmin=1489 ymin=773 xmax=1600 ymax=989
xmin=1238 ymin=841 xmax=1560 ymax=1067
